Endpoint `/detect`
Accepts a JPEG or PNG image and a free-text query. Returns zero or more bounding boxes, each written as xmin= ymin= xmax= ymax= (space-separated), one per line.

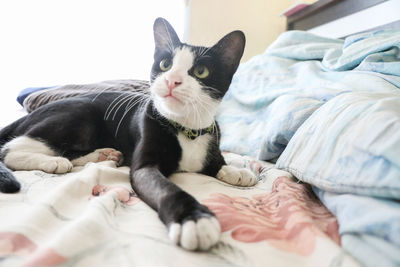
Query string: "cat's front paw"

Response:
xmin=168 ymin=206 xmax=221 ymax=251
xmin=38 ymin=157 xmax=73 ymax=174
xmin=95 ymin=148 xmax=123 ymax=166
xmin=217 ymin=165 xmax=258 ymax=186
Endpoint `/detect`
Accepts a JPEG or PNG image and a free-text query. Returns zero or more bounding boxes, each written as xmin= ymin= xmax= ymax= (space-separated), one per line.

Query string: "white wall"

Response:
xmin=0 ymin=0 xmax=184 ymax=119
xmin=185 ymin=0 xmax=294 ymax=62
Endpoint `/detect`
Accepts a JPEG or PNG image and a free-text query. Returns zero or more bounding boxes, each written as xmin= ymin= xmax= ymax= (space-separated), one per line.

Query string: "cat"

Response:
xmin=0 ymin=18 xmax=257 ymax=251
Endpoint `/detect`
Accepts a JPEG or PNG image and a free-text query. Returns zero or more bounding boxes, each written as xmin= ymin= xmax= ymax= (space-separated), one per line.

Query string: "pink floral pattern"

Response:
xmin=203 ymin=176 xmax=340 ymax=256
xmin=91 ymin=184 xmax=141 ymax=205
xmin=0 ymin=232 xmax=67 ymax=267
xmin=0 ymin=232 xmax=36 ymax=257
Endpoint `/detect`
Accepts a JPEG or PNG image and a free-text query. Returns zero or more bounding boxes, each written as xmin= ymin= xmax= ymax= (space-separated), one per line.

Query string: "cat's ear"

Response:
xmin=153 ymin=18 xmax=180 ymax=52
xmin=212 ymin=31 xmax=245 ymax=74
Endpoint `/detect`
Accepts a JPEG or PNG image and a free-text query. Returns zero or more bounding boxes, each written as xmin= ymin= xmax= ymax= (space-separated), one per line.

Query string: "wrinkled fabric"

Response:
xmin=217 ymin=30 xmax=400 ymax=267
xmin=217 ymin=30 xmax=400 ymax=159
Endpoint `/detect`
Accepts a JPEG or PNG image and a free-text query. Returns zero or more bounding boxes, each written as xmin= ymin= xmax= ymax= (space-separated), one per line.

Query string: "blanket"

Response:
xmin=217 ymin=30 xmax=400 ymax=160
xmin=0 ymin=154 xmax=358 ymax=267
xmin=216 ymin=30 xmax=400 ymax=267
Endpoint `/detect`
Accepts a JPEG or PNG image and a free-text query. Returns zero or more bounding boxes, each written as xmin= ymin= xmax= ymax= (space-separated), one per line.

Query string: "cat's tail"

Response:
xmin=0 ymin=162 xmax=20 ymax=193
xmin=0 ymin=117 xmax=24 ymax=193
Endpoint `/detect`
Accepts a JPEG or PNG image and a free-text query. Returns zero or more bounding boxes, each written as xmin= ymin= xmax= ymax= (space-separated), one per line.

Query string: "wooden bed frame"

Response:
xmin=286 ymin=0 xmax=400 ymax=38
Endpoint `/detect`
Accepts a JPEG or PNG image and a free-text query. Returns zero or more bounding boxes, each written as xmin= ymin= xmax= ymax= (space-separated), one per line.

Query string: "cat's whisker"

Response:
xmin=115 ymin=103 xmax=139 ymax=137
xmin=125 ymin=95 xmax=149 ymax=113
xmin=123 ymin=95 xmax=140 ymax=112
xmin=137 ymin=99 xmax=150 ymax=115
xmin=113 ymin=91 xmax=151 ymax=137
xmin=193 ymin=103 xmax=203 ymax=130
xmin=106 ymin=93 xmax=142 ymax=121
xmin=104 ymin=93 xmax=131 ymax=120
xmin=114 ymin=96 xmax=151 ymax=137
xmin=189 ymin=95 xmax=218 ymax=111
xmin=197 ymin=46 xmax=212 ymax=59
xmin=196 ymin=99 xmax=218 ymax=126
xmin=91 ymin=87 xmax=112 ymax=102
xmin=199 ymin=46 xmax=212 ymax=58
xmin=184 ymin=93 xmax=216 ymax=129
xmin=124 ymin=92 xmax=151 ymax=112
xmin=110 ymin=94 xmax=137 ymax=121
xmin=197 ymin=46 xmax=207 ymax=57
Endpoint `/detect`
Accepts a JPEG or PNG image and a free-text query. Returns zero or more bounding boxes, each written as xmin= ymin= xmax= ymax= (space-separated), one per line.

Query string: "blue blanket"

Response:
xmin=217 ymin=30 xmax=400 ymax=267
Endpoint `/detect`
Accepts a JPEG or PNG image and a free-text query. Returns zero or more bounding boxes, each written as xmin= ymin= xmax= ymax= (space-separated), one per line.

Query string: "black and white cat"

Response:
xmin=0 ymin=18 xmax=257 ymax=250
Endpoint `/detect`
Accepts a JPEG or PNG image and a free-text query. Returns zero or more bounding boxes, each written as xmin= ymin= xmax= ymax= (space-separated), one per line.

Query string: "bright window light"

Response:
xmin=0 ymin=0 xmax=185 ymax=118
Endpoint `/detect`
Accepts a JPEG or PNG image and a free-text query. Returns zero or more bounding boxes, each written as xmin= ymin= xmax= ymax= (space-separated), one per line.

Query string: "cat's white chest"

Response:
xmin=177 ymin=133 xmax=211 ymax=173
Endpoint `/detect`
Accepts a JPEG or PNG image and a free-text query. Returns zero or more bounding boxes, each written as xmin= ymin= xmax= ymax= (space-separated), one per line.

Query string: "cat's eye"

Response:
xmin=193 ymin=65 xmax=209 ymax=79
xmin=159 ymin=58 xmax=172 ymax=71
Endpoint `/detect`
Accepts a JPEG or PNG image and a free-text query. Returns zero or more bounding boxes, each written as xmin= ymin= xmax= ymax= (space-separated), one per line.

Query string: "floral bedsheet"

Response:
xmin=0 ymin=153 xmax=359 ymax=267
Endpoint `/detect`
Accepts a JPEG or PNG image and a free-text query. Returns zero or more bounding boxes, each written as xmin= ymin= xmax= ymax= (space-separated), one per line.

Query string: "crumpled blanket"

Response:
xmin=216 ymin=30 xmax=400 ymax=267
xmin=217 ymin=30 xmax=400 ymax=160
xmin=0 ymin=154 xmax=358 ymax=267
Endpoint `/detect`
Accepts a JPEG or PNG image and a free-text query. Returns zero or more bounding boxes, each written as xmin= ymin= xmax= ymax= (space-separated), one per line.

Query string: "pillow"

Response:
xmin=17 ymin=86 xmax=56 ymax=106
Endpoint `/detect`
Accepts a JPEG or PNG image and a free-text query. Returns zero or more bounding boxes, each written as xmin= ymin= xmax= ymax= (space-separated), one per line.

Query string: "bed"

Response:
xmin=1 ymin=0 xmax=399 ymax=266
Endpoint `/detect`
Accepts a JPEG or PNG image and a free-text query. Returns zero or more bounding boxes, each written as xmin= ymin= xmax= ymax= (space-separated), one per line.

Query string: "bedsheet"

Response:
xmin=0 ymin=153 xmax=359 ymax=267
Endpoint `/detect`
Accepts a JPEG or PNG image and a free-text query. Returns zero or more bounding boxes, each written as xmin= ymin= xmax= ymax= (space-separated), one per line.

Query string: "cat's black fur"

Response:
xmin=0 ymin=18 xmax=246 ymax=250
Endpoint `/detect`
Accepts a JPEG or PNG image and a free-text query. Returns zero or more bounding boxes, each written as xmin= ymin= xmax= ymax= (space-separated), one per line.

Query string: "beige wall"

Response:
xmin=184 ymin=0 xmax=295 ymax=62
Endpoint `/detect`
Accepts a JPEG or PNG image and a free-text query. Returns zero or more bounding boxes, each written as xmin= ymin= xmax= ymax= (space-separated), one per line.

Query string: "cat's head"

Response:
xmin=150 ymin=18 xmax=245 ymax=129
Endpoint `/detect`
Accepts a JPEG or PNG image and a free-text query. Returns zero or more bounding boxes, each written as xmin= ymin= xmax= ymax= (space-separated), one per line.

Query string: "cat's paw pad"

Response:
xmin=217 ymin=165 xmax=258 ymax=186
xmin=169 ymin=215 xmax=220 ymax=251
xmin=95 ymin=148 xmax=123 ymax=166
xmin=39 ymin=157 xmax=73 ymax=174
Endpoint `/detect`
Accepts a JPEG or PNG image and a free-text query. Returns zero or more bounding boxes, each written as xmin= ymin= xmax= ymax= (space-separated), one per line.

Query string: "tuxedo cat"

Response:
xmin=0 ymin=18 xmax=257 ymax=250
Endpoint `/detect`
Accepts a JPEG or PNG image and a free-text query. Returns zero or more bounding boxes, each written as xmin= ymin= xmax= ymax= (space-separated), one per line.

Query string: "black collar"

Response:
xmin=168 ymin=120 xmax=215 ymax=140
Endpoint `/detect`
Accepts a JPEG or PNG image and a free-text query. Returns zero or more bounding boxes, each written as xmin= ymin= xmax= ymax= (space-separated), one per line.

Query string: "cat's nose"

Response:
xmin=165 ymin=75 xmax=182 ymax=91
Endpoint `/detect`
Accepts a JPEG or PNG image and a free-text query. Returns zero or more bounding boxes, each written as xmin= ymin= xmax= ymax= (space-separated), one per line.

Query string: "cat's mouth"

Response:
xmin=163 ymin=93 xmax=183 ymax=104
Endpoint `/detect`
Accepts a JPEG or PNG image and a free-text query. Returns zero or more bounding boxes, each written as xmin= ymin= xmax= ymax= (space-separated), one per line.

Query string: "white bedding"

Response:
xmin=0 ymin=153 xmax=359 ymax=267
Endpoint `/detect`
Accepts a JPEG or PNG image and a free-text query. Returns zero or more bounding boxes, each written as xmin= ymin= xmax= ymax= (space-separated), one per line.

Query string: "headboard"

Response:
xmin=286 ymin=0 xmax=400 ymax=38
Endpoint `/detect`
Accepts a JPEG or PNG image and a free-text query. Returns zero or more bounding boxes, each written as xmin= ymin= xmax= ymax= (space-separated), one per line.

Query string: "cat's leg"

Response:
xmin=2 ymin=136 xmax=73 ymax=174
xmin=71 ymin=148 xmax=123 ymax=166
xmin=131 ymin=167 xmax=221 ymax=251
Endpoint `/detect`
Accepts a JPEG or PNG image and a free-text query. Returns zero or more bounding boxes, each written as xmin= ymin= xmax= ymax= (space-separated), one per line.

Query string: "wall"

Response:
xmin=184 ymin=0 xmax=295 ymax=62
